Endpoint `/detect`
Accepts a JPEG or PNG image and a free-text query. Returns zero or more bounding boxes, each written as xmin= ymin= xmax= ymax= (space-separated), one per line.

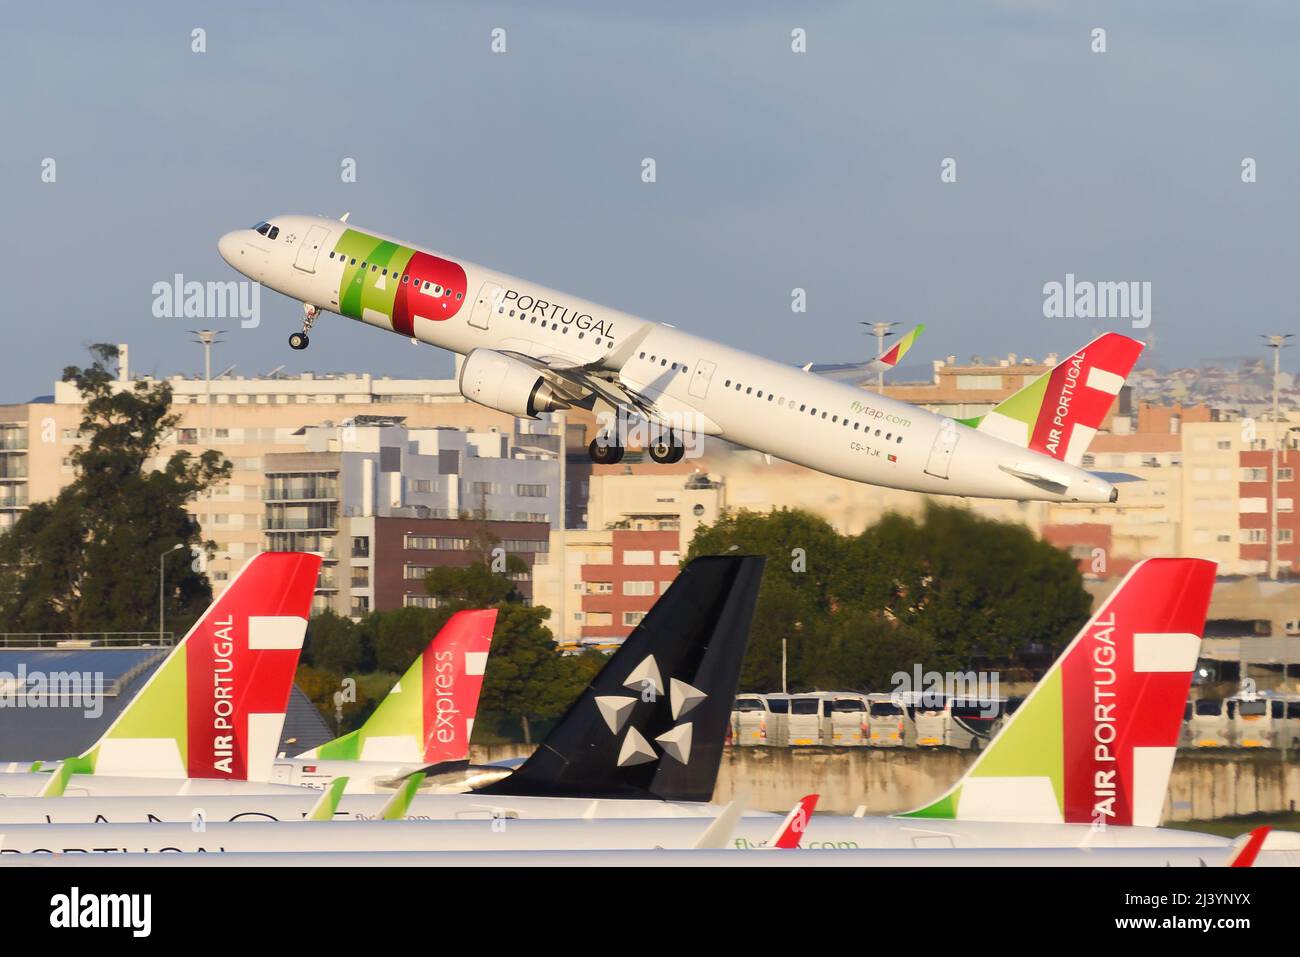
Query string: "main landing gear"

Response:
xmin=589 ymin=436 xmax=625 ymax=465
xmin=589 ymin=432 xmax=684 ymax=465
xmin=290 ymin=304 xmax=320 ymax=351
xmin=648 ymin=432 xmax=685 ymax=465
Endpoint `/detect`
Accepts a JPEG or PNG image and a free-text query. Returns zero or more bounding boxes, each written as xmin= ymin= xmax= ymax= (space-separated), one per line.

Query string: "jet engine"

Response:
xmin=458 ymin=348 xmax=571 ymax=418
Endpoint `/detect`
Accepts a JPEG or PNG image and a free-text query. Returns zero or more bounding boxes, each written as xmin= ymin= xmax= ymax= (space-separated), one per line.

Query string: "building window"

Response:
xmin=410 ymin=478 xmax=434 ymax=493
xmin=351 ymin=536 xmax=370 ymax=558
xmin=623 ymin=580 xmax=655 ymax=596
xmin=350 ymin=596 xmax=370 ymax=615
xmin=515 ymin=484 xmax=549 ymax=497
xmin=623 ymin=611 xmax=646 ymax=627
xmin=586 ymin=612 xmax=612 ymax=626
xmin=623 ymin=550 xmax=655 ymax=565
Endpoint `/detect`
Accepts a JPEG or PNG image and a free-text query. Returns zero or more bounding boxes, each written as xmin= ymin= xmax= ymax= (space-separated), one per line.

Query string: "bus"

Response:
xmin=1227 ymin=693 xmax=1300 ymax=749
xmin=909 ymin=695 xmax=1011 ymax=751
xmin=1188 ymin=697 xmax=1229 ymax=748
xmin=866 ymin=692 xmax=911 ymax=748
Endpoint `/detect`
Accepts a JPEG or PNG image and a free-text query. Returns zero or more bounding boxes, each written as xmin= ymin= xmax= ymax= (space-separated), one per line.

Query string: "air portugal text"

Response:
xmin=211 ymin=614 xmax=237 ymax=775
xmin=501 ymin=289 xmax=616 ymax=340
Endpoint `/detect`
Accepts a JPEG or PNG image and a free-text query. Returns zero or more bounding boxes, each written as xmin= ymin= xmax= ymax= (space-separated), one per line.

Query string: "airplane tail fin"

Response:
xmin=68 ymin=552 xmax=320 ymax=782
xmin=899 ymin=558 xmax=1215 ymax=827
xmin=298 ymin=608 xmax=497 ymax=764
xmin=973 ymin=333 xmax=1144 ymax=466
xmin=866 ymin=324 xmax=925 ymax=373
xmin=474 ymin=555 xmax=765 ymax=803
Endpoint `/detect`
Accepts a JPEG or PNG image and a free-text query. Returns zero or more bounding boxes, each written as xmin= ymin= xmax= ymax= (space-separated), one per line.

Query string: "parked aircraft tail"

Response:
xmin=474 ymin=555 xmax=764 ymax=803
xmin=54 ymin=552 xmax=319 ymax=786
xmin=296 ymin=609 xmax=497 ymax=765
xmin=899 ymin=557 xmax=1215 ymax=827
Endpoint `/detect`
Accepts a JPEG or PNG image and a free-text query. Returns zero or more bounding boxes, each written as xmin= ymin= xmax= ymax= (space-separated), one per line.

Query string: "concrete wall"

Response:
xmin=469 ymin=744 xmax=1300 ymax=821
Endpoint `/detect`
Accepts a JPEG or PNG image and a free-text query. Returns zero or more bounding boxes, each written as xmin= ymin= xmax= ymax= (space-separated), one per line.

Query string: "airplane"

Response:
xmin=218 ymin=216 xmax=1143 ymax=504
xmin=264 ymin=608 xmax=499 ymax=793
xmin=0 ymin=552 xmax=320 ymax=798
xmin=0 ymin=555 xmax=766 ymax=823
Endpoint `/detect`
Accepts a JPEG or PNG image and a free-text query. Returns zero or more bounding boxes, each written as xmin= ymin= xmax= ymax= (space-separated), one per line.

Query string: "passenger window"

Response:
xmin=350 ymin=258 xmax=357 ymax=266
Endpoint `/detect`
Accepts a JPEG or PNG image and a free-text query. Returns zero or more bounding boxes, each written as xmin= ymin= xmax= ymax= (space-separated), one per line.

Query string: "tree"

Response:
xmin=369 ymin=605 xmax=438 ymax=674
xmin=682 ymin=503 xmax=1091 ymax=692
xmin=302 ymin=609 xmax=372 ymax=673
xmin=0 ymin=345 xmax=230 ymax=635
xmin=475 ymin=603 xmax=598 ymax=744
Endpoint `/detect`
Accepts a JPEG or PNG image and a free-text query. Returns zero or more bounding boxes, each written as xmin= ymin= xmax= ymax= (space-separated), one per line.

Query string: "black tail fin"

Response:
xmin=476 ymin=555 xmax=764 ymax=802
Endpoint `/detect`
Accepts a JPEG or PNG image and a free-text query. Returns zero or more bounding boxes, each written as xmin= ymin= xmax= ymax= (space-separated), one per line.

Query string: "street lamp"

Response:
xmin=1262 ymin=334 xmax=1292 ymax=581
xmin=159 ymin=543 xmax=184 ymax=643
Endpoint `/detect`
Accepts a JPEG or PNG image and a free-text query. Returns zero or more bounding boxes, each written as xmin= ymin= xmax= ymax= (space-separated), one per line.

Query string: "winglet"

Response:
xmin=770 ymin=794 xmax=819 ymax=848
xmin=339 ymin=211 xmax=350 ymax=223
xmin=305 ymin=776 xmax=350 ymax=821
xmin=1228 ymin=826 xmax=1271 ymax=868
xmin=694 ymin=793 xmax=749 ymax=849
xmin=601 ymin=325 xmax=655 ymax=371
xmin=378 ymin=772 xmax=427 ymax=821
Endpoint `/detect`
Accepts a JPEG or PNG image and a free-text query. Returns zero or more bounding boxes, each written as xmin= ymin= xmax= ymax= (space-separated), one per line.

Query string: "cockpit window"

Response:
xmin=252 ymin=222 xmax=279 ymax=239
xmin=251 ymin=220 xmax=269 ymax=232
xmin=268 ymin=226 xmax=279 ymax=240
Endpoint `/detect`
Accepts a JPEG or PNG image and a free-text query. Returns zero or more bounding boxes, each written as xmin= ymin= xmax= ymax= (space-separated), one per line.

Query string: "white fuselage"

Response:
xmin=219 ymin=216 xmax=1116 ymax=503
xmin=0 ymin=815 xmax=1267 ymax=859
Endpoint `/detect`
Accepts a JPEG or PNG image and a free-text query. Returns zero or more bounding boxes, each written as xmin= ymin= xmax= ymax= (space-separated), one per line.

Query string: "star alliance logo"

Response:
xmin=593 ymin=655 xmax=707 ymax=767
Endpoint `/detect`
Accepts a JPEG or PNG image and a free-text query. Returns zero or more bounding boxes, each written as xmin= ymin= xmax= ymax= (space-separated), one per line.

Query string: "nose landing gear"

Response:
xmin=290 ymin=304 xmax=320 ymax=351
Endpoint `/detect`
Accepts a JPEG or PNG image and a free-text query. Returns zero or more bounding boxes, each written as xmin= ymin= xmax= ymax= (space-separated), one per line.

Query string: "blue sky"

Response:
xmin=3 ymin=1 xmax=1297 ymax=401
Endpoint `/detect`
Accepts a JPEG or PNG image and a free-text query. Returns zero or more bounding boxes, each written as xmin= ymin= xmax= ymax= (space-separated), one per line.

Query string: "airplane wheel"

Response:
xmin=289 ymin=332 xmax=310 ymax=351
xmin=648 ymin=432 xmax=683 ymax=464
xmin=589 ymin=437 xmax=624 ymax=465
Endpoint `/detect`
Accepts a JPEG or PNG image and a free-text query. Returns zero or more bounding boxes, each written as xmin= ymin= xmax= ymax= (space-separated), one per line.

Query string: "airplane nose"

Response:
xmin=217 ymin=231 xmax=243 ymax=268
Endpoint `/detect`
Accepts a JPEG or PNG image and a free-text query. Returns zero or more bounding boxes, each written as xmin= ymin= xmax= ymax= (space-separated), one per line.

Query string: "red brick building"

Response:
xmin=579 ymin=529 xmax=681 ymax=643
xmin=1238 ymin=450 xmax=1298 ymax=572
xmin=369 ymin=517 xmax=550 ymax=612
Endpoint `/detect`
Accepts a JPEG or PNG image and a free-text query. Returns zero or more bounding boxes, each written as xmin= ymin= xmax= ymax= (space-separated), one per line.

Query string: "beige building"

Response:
xmin=0 ymin=348 xmax=520 ymax=591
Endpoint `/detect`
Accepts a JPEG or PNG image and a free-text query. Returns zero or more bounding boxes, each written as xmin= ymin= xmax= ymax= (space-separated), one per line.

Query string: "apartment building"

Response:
xmin=263 ymin=420 xmax=557 ymax=615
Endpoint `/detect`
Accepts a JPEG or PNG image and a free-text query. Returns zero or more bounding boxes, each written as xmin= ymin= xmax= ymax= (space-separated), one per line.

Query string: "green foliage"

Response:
xmin=302 ymin=609 xmax=372 ymax=673
xmin=369 ymin=605 xmax=438 ymax=674
xmin=685 ymin=503 xmax=1090 ymax=692
xmin=0 ymin=344 xmax=230 ymax=635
